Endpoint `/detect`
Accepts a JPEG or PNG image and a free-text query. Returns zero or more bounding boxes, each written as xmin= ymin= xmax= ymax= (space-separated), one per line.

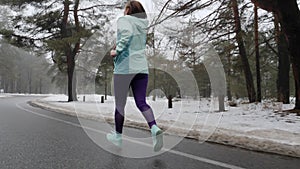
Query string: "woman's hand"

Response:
xmin=110 ymin=49 xmax=117 ymax=57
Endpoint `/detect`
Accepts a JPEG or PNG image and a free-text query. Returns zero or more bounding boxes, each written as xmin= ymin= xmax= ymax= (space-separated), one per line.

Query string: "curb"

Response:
xmin=28 ymin=100 xmax=300 ymax=158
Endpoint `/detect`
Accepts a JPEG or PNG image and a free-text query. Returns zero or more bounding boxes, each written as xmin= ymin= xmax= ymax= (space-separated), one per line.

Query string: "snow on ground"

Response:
xmin=38 ymin=95 xmax=300 ymax=140
xmin=29 ymin=94 xmax=300 ymax=156
xmin=0 ymin=93 xmax=53 ymax=97
xmin=0 ymin=93 xmax=59 ymax=98
xmin=0 ymin=94 xmax=8 ymax=98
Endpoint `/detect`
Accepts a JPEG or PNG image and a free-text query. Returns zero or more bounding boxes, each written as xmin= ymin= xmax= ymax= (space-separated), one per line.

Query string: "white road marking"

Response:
xmin=16 ymin=103 xmax=246 ymax=169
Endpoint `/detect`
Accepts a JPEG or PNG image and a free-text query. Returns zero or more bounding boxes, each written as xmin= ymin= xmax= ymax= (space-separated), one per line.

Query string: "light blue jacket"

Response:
xmin=114 ymin=15 xmax=149 ymax=74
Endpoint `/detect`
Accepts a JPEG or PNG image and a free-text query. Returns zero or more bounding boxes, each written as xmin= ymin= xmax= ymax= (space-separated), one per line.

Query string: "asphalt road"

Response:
xmin=0 ymin=96 xmax=299 ymax=169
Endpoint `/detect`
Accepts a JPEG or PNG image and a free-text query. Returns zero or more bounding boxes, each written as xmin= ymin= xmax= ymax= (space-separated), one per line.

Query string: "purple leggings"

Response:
xmin=114 ymin=73 xmax=156 ymax=134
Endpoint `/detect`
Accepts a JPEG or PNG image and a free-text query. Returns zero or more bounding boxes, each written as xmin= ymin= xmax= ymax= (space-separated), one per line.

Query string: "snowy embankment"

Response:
xmin=29 ymin=94 xmax=300 ymax=157
xmin=0 ymin=94 xmax=7 ymax=98
xmin=0 ymin=93 xmax=54 ymax=98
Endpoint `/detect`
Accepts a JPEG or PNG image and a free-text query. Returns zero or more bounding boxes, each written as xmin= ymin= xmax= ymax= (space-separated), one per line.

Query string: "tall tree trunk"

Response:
xmin=10 ymin=79 xmax=13 ymax=93
xmin=104 ymin=66 xmax=107 ymax=100
xmin=39 ymin=78 xmax=42 ymax=94
xmin=226 ymin=52 xmax=232 ymax=101
xmin=252 ymin=0 xmax=300 ymax=110
xmin=254 ymin=4 xmax=262 ymax=102
xmin=231 ymin=0 xmax=256 ymax=102
xmin=67 ymin=55 xmax=77 ymax=101
xmin=226 ymin=33 xmax=232 ymax=101
xmin=62 ymin=0 xmax=81 ymax=102
xmin=277 ymin=0 xmax=300 ymax=109
xmin=62 ymin=1 xmax=73 ymax=101
xmin=4 ymin=78 xmax=8 ymax=93
xmin=274 ymin=13 xmax=290 ymax=104
xmin=72 ymin=0 xmax=80 ymax=101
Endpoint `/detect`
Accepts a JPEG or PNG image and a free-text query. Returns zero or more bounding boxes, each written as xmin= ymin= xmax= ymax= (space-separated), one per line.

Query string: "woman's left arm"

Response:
xmin=115 ymin=17 xmax=133 ymax=56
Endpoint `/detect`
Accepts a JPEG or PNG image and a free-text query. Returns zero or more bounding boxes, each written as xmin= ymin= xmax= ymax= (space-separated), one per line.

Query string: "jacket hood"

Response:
xmin=123 ymin=15 xmax=149 ymax=34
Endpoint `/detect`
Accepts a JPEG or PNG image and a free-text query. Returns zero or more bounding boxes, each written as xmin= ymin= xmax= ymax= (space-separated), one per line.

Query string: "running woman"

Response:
xmin=107 ymin=0 xmax=163 ymax=152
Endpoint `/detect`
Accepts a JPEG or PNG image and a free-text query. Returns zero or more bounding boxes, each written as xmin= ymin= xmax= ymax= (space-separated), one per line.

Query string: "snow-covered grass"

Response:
xmin=39 ymin=94 xmax=300 ymax=138
xmin=0 ymin=94 xmax=8 ymax=98
xmin=0 ymin=93 xmax=54 ymax=96
xmin=0 ymin=93 xmax=59 ymax=98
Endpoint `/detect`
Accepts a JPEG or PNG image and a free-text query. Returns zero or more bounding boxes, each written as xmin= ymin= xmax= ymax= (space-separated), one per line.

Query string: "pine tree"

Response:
xmin=252 ymin=0 xmax=300 ymax=110
xmin=0 ymin=0 xmax=120 ymax=101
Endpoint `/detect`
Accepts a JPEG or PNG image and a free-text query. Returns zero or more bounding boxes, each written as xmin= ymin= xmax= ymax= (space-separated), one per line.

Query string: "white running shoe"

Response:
xmin=106 ymin=131 xmax=122 ymax=147
xmin=151 ymin=125 xmax=163 ymax=152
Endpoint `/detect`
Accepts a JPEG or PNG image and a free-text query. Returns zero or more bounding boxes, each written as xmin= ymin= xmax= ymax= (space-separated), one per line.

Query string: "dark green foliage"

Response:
xmin=192 ymin=63 xmax=211 ymax=97
xmin=148 ymin=68 xmax=179 ymax=98
xmin=95 ymin=50 xmax=114 ymax=96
